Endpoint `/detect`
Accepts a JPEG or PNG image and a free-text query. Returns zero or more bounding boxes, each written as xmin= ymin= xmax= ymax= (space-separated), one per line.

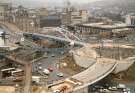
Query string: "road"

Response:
xmin=72 ymin=57 xmax=117 ymax=91
xmin=88 ymin=43 xmax=135 ymax=49
xmin=32 ymin=48 xmax=72 ymax=83
xmin=23 ymin=32 xmax=85 ymax=46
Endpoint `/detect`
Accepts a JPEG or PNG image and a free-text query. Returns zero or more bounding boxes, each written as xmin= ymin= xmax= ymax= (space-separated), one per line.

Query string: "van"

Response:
xmin=43 ymin=69 xmax=50 ymax=75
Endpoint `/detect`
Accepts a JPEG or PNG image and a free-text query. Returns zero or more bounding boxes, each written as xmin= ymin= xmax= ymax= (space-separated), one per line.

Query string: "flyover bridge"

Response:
xmin=48 ymin=44 xmax=117 ymax=93
xmin=53 ymin=45 xmax=117 ymax=92
xmin=24 ymin=32 xmax=85 ymax=46
xmin=73 ymin=59 xmax=116 ymax=91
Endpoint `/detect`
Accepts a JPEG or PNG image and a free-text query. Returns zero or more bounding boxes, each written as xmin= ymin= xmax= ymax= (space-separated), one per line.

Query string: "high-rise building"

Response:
xmin=0 ymin=3 xmax=11 ymax=21
xmin=80 ymin=10 xmax=89 ymax=23
xmin=125 ymin=14 xmax=135 ymax=25
xmin=0 ymin=30 xmax=5 ymax=46
xmin=125 ymin=15 xmax=131 ymax=25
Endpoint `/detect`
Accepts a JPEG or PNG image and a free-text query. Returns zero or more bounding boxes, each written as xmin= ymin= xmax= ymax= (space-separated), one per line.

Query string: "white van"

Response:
xmin=43 ymin=69 xmax=50 ymax=75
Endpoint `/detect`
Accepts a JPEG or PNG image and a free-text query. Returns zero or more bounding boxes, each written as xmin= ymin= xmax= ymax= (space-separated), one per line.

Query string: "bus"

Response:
xmin=11 ymin=69 xmax=24 ymax=77
xmin=1 ymin=68 xmax=15 ymax=78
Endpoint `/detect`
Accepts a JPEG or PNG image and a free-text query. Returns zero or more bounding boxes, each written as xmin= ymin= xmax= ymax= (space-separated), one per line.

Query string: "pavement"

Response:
xmin=0 ymin=86 xmax=15 ymax=93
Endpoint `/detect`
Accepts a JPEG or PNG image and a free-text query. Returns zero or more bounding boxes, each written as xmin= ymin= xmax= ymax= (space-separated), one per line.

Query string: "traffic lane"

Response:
xmin=33 ymin=55 xmax=70 ymax=82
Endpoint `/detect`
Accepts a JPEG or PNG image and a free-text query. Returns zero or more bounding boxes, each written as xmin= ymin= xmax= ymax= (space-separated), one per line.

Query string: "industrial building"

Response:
xmin=74 ymin=22 xmax=135 ymax=38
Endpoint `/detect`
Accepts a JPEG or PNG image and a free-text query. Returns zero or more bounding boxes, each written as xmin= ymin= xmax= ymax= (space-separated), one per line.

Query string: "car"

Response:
xmin=51 ymin=54 xmax=55 ymax=57
xmin=43 ymin=75 xmax=49 ymax=79
xmin=48 ymin=67 xmax=53 ymax=72
xmin=43 ymin=55 xmax=48 ymax=58
xmin=57 ymin=73 xmax=64 ymax=77
xmin=38 ymin=63 xmax=41 ymax=66
xmin=60 ymin=51 xmax=64 ymax=55
xmin=43 ymin=69 xmax=50 ymax=75
xmin=38 ymin=66 xmax=42 ymax=70
xmin=123 ymin=91 xmax=130 ymax=93
xmin=108 ymin=86 xmax=117 ymax=91
xmin=123 ymin=88 xmax=131 ymax=93
xmin=53 ymin=90 xmax=60 ymax=93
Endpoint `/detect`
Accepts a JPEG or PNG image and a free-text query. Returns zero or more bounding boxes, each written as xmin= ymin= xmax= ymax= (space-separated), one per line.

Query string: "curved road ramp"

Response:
xmin=49 ymin=45 xmax=117 ymax=93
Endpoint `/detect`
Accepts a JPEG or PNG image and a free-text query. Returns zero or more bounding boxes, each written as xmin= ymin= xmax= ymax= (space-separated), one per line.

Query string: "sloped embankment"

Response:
xmin=115 ymin=62 xmax=135 ymax=81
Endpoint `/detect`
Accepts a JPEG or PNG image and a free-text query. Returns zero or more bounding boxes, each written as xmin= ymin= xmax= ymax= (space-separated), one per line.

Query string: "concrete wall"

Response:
xmin=72 ymin=87 xmax=88 ymax=93
xmin=114 ymin=56 xmax=135 ymax=73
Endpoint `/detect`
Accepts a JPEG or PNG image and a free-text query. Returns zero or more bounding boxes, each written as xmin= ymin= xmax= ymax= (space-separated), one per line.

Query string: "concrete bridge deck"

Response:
xmin=23 ymin=32 xmax=85 ymax=46
xmin=50 ymin=45 xmax=117 ymax=92
xmin=69 ymin=45 xmax=117 ymax=91
xmin=72 ymin=57 xmax=117 ymax=91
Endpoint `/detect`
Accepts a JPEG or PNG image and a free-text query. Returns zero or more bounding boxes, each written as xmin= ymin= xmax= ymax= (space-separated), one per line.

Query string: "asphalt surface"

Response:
xmin=32 ymin=47 xmax=71 ymax=83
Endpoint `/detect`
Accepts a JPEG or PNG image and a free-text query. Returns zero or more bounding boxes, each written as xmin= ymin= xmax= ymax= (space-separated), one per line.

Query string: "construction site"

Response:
xmin=0 ymin=1 xmax=135 ymax=93
xmin=0 ymin=20 xmax=134 ymax=93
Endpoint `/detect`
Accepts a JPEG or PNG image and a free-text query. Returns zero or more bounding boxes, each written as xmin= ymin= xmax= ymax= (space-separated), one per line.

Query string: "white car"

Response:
xmin=38 ymin=66 xmax=42 ymax=70
xmin=43 ymin=69 xmax=50 ymax=75
xmin=51 ymin=54 xmax=55 ymax=57
xmin=108 ymin=86 xmax=117 ymax=91
xmin=38 ymin=63 xmax=41 ymax=65
xmin=53 ymin=90 xmax=60 ymax=93
xmin=57 ymin=73 xmax=64 ymax=77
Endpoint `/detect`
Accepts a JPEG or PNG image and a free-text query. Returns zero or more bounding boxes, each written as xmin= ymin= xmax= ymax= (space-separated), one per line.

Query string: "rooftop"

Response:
xmin=80 ymin=22 xmax=129 ymax=29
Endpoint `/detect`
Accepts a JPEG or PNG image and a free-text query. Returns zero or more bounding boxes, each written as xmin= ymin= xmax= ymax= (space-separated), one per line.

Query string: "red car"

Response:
xmin=48 ymin=67 xmax=53 ymax=72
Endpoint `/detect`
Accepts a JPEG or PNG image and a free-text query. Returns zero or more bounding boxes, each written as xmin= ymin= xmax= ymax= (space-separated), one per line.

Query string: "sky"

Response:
xmin=8 ymin=0 xmax=102 ymax=8
xmin=69 ymin=0 xmax=101 ymax=3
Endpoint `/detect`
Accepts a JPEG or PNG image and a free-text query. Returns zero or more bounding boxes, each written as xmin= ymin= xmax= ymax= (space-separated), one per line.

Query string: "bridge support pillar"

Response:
xmin=23 ymin=63 xmax=32 ymax=93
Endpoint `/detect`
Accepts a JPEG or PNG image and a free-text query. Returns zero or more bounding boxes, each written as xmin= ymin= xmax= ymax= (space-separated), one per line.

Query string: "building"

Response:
xmin=71 ymin=11 xmax=82 ymax=25
xmin=75 ymin=22 xmax=135 ymax=38
xmin=61 ymin=12 xmax=71 ymax=25
xmin=0 ymin=3 xmax=11 ymax=21
xmin=88 ymin=17 xmax=112 ymax=23
xmin=40 ymin=15 xmax=61 ymax=27
xmin=61 ymin=10 xmax=89 ymax=25
xmin=80 ymin=10 xmax=89 ymax=23
xmin=71 ymin=10 xmax=89 ymax=25
xmin=12 ymin=6 xmax=40 ymax=32
xmin=126 ymin=15 xmax=131 ymax=25
xmin=125 ymin=14 xmax=135 ymax=25
xmin=38 ymin=8 xmax=48 ymax=16
xmin=0 ymin=29 xmax=5 ymax=46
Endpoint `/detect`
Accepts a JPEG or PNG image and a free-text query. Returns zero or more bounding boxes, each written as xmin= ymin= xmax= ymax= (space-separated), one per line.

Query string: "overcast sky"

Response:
xmin=8 ymin=0 xmax=102 ymax=8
